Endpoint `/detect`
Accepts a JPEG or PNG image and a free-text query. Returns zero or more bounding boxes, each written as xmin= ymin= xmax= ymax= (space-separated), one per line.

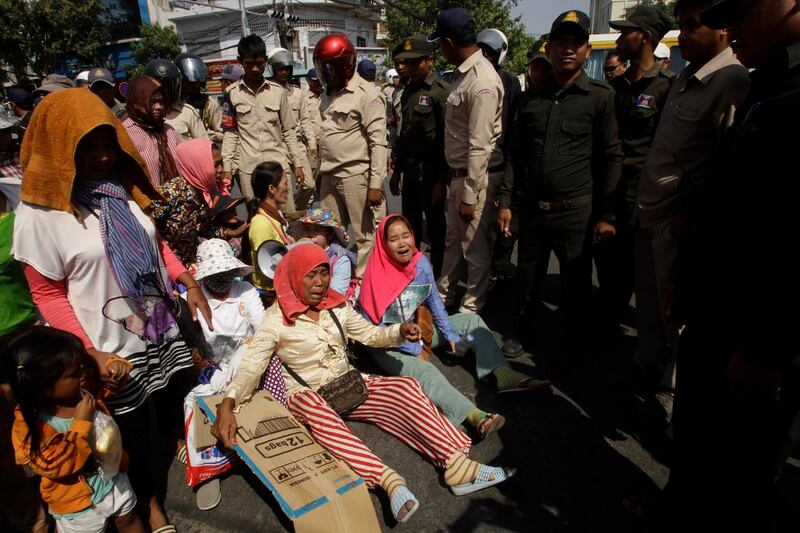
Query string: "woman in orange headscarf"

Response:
xmin=212 ymin=244 xmax=516 ymax=523
xmin=13 ymin=88 xmax=210 ymax=533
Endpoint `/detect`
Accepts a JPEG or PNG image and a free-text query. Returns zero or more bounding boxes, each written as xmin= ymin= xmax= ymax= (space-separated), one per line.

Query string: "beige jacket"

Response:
xmin=319 ymin=75 xmax=388 ymax=189
xmin=444 ymin=50 xmax=504 ymax=205
xmin=221 ymin=78 xmax=304 ymax=174
xmin=225 ymin=303 xmax=403 ymax=402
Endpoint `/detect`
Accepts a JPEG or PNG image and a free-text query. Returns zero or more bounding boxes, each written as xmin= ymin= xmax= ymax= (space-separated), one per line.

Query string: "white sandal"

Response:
xmin=450 ymin=465 xmax=517 ymax=496
xmin=390 ymin=485 xmax=419 ymax=523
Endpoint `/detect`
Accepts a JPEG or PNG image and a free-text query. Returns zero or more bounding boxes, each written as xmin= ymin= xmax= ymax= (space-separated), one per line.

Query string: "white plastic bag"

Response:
xmin=92 ymin=410 xmax=123 ymax=482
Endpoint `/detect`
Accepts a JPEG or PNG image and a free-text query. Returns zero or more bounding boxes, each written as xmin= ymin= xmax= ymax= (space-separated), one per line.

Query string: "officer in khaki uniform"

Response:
xmin=304 ymin=68 xmax=323 ymax=173
xmin=429 ymin=8 xmax=504 ymax=314
xmin=165 ymin=100 xmax=209 ymax=142
xmin=269 ymin=48 xmax=317 ymax=212
xmin=390 ymin=35 xmax=450 ymax=277
xmin=314 ymin=34 xmax=388 ymax=275
xmin=221 ymin=35 xmax=305 ymax=202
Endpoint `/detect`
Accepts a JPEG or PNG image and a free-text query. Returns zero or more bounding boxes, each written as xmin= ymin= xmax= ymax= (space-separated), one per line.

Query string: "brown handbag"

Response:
xmin=284 ymin=309 xmax=369 ymax=414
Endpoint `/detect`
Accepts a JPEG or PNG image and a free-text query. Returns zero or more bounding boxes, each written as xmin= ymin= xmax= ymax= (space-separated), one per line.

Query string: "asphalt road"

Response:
xmin=169 ymin=186 xmax=800 ymax=532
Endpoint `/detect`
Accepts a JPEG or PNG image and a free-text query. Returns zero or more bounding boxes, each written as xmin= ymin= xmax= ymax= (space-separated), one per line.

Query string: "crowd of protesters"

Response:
xmin=1 ymin=0 xmax=799 ymax=531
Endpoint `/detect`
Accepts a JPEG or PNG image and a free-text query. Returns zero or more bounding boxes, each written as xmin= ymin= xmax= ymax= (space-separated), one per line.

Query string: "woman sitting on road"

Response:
xmin=358 ymin=215 xmax=551 ymax=438
xmin=212 ymin=244 xmax=515 ymax=523
xmin=299 ymin=208 xmax=357 ymax=297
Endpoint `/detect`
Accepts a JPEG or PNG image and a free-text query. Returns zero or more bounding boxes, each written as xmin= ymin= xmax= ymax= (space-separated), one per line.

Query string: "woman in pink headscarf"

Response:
xmin=152 ymin=139 xmax=248 ymax=266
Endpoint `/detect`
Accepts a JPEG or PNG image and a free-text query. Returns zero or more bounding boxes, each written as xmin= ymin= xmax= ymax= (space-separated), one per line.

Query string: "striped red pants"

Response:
xmin=286 ymin=375 xmax=471 ymax=488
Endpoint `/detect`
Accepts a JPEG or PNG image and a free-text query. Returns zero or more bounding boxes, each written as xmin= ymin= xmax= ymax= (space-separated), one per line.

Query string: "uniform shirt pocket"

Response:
xmin=263 ymin=101 xmax=281 ymax=124
xmin=235 ymin=103 xmax=254 ymax=126
xmin=559 ymin=120 xmax=592 ymax=155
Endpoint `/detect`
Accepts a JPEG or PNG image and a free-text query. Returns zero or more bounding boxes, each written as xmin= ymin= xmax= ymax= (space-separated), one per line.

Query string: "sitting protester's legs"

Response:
xmin=286 ymin=389 xmax=385 ymax=488
xmin=347 ymin=376 xmax=471 ymax=466
xmin=367 ymin=348 xmax=474 ymax=426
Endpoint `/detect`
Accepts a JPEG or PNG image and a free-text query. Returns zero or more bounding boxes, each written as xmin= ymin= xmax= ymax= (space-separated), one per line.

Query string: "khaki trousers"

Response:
xmin=437 ymin=171 xmax=502 ymax=314
xmin=320 ymin=171 xmax=385 ymax=276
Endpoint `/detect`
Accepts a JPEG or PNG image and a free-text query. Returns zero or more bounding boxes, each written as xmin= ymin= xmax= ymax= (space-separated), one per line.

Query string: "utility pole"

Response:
xmin=240 ymin=0 xmax=250 ymax=37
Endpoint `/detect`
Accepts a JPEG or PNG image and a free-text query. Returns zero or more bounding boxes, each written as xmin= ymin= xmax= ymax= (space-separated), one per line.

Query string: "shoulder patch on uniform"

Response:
xmin=369 ymin=96 xmax=383 ymax=106
xmin=475 ymin=88 xmax=497 ymax=98
xmin=418 ymin=95 xmax=430 ymax=106
xmin=635 ymin=94 xmax=655 ymax=109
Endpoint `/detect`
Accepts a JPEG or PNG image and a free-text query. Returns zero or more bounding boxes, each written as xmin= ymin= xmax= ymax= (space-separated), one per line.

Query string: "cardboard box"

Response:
xmin=197 ymin=392 xmax=380 ymax=533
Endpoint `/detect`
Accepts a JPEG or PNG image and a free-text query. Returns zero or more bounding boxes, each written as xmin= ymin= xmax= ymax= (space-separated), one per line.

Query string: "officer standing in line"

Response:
xmin=477 ymin=29 xmax=522 ymax=286
xmin=594 ymin=6 xmax=674 ymax=338
xmin=269 ymin=48 xmax=317 ymax=212
xmin=431 ymin=7 xmax=504 ymax=315
xmin=315 ymin=33 xmax=388 ymax=275
xmin=304 ymin=68 xmax=323 ymax=175
xmin=388 ymin=35 xmax=450 ymax=277
xmin=527 ymin=35 xmax=552 ymax=88
xmin=221 ymin=35 xmax=306 ymax=203
xmin=498 ymin=10 xmax=622 ymax=371
xmin=167 ymin=54 xmax=210 ymax=142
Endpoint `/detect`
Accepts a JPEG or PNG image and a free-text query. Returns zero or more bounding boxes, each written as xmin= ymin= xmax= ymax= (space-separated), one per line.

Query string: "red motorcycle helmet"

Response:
xmin=313 ymin=34 xmax=356 ymax=91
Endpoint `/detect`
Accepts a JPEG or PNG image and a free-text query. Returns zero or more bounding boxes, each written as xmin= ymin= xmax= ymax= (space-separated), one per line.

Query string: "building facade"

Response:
xmin=589 ymin=0 xmax=642 ymax=33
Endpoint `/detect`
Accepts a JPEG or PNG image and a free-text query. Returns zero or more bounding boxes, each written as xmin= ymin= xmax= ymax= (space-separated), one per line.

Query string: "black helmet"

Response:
xmin=143 ymin=59 xmax=181 ymax=107
xmin=174 ymin=53 xmax=208 ymax=83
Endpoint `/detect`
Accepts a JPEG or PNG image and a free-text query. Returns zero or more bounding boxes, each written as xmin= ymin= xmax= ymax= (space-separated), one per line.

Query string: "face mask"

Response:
xmin=203 ymin=272 xmax=235 ymax=293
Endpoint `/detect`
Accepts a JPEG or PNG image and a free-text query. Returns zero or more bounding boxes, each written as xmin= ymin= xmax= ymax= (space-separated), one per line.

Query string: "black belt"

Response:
xmin=535 ymin=195 xmax=592 ymax=212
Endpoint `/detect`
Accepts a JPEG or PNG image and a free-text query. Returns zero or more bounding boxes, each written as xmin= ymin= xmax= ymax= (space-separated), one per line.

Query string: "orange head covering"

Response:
xmin=20 ymin=88 xmax=162 ymax=215
xmin=275 ymin=243 xmax=347 ymax=325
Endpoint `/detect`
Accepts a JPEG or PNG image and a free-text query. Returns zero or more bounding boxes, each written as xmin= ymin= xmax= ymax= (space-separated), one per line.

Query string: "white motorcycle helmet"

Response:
xmin=386 ymin=68 xmax=399 ymax=82
xmin=477 ymin=28 xmax=509 ymax=67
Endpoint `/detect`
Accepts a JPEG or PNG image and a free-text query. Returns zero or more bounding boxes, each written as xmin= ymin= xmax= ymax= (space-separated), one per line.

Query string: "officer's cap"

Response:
xmin=699 ymin=0 xmax=743 ymax=30
xmin=396 ymin=35 xmax=436 ymax=60
xmin=6 ymin=86 xmax=32 ymax=109
xmin=527 ymin=34 xmax=551 ymax=64
xmin=610 ymin=6 xmax=673 ymax=43
xmin=357 ymin=59 xmax=377 ymax=77
xmin=307 ymin=68 xmax=319 ymax=81
xmin=221 ymin=64 xmax=244 ymax=81
xmin=427 ymin=8 xmax=476 ymax=42
xmin=89 ymin=68 xmax=115 ymax=88
xmin=549 ymin=11 xmax=591 ymax=41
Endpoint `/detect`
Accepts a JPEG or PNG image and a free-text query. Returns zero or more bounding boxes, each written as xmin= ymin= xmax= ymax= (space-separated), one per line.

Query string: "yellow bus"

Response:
xmin=586 ymin=29 xmax=683 ymax=80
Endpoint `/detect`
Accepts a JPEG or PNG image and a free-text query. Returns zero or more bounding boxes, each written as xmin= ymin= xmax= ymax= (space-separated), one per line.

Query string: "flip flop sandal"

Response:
xmin=196 ymin=478 xmax=222 ymax=511
xmin=450 ymin=465 xmax=517 ymax=496
xmin=390 ymin=485 xmax=419 ymax=523
xmin=152 ymin=526 xmax=178 ymax=533
xmin=476 ymin=413 xmax=505 ymax=440
xmin=498 ymin=377 xmax=551 ymax=394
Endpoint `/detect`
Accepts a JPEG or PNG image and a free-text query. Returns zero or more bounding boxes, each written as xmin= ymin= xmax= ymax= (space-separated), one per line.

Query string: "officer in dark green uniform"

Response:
xmin=389 ymin=35 xmax=450 ymax=276
xmin=499 ymin=11 xmax=622 ymax=370
xmin=594 ymin=6 xmax=674 ymax=336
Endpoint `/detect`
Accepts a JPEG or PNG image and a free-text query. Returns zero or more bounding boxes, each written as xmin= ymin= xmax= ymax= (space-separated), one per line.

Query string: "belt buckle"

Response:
xmin=538 ymin=201 xmax=551 ymax=211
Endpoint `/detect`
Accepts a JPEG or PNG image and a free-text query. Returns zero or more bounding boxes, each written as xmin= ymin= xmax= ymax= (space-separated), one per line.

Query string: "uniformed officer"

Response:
xmin=167 ymin=54 xmax=210 ymax=142
xmin=221 ymin=35 xmax=306 ymax=203
xmin=389 ymin=35 xmax=450 ymax=277
xmin=304 ymin=68 xmax=323 ymax=174
xmin=642 ymin=1 xmax=800 ymax=529
xmin=430 ymin=8 xmax=504 ymax=315
xmin=527 ymin=34 xmax=552 ymax=88
xmin=594 ymin=5 xmax=674 ymax=337
xmin=478 ymin=29 xmax=522 ymax=285
xmin=498 ymin=10 xmax=622 ymax=367
xmin=269 ymin=48 xmax=317 ymax=212
xmin=314 ymin=33 xmax=387 ymax=275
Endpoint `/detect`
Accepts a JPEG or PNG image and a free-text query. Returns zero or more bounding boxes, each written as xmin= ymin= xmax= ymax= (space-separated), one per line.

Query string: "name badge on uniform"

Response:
xmin=418 ymin=95 xmax=430 ymax=106
xmin=635 ymin=94 xmax=655 ymax=109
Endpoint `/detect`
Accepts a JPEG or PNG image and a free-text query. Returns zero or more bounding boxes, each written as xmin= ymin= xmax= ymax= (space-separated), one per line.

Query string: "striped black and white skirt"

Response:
xmin=104 ymin=336 xmax=194 ymax=415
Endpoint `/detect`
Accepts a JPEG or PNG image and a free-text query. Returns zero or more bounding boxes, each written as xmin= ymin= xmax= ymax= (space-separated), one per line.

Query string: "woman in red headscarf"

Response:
xmin=358 ymin=215 xmax=551 ymax=439
xmin=212 ymin=244 xmax=515 ymax=523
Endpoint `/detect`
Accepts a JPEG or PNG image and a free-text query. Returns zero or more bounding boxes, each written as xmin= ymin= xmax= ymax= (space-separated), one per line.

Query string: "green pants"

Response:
xmin=367 ymin=313 xmax=507 ymax=425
